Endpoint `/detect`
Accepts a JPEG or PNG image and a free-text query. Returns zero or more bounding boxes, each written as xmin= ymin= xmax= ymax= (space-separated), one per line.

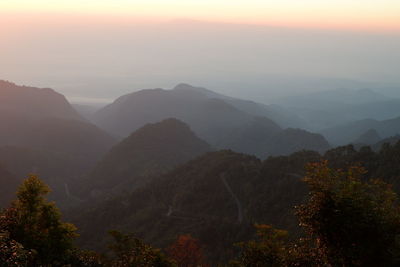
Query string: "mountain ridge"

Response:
xmin=92 ymin=83 xmax=329 ymax=158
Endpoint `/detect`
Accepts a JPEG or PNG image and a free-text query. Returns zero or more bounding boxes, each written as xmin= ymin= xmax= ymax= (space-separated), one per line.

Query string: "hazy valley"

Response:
xmin=1 ymin=78 xmax=400 ymax=265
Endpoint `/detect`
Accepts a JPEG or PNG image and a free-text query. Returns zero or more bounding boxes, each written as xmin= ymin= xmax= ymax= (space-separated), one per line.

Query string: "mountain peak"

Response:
xmin=87 ymin=118 xmax=211 ymax=194
xmin=173 ymin=83 xmax=217 ymax=94
xmin=129 ymin=117 xmax=197 ymax=139
xmin=173 ymin=83 xmax=198 ymax=90
xmin=0 ymin=80 xmax=83 ymax=121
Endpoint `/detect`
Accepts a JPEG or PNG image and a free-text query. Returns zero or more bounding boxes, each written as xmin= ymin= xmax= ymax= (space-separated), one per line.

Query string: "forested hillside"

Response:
xmin=70 ymin=141 xmax=400 ymax=264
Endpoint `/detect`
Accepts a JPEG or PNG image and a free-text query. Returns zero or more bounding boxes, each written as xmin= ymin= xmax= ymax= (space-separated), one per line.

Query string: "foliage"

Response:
xmin=166 ymin=234 xmax=208 ymax=267
xmin=107 ymin=230 xmax=174 ymax=267
xmin=66 ymin=249 xmax=105 ymax=267
xmin=231 ymin=160 xmax=400 ymax=266
xmin=230 ymin=224 xmax=288 ymax=267
xmin=65 ymin=142 xmax=400 ymax=265
xmin=0 ymin=231 xmax=32 ymax=267
xmin=296 ymin=161 xmax=400 ymax=266
xmin=0 ymin=175 xmax=78 ymax=265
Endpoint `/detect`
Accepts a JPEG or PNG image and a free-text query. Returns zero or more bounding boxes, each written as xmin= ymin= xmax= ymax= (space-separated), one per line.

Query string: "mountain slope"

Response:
xmin=172 ymin=83 xmax=306 ymax=128
xmin=277 ymin=88 xmax=388 ymax=109
xmin=0 ymin=116 xmax=115 ymax=159
xmin=0 ymin=80 xmax=114 ymax=156
xmin=0 ymin=80 xmax=83 ymax=121
xmin=0 ymin=80 xmax=116 ymax=207
xmin=352 ymin=129 xmax=381 ymax=145
xmin=321 ymin=117 xmax=400 ymax=146
xmin=73 ymin=142 xmax=400 ymax=264
xmin=73 ymin=149 xmax=319 ymax=262
xmin=372 ymin=135 xmax=400 ymax=151
xmin=84 ymin=118 xmax=212 ymax=196
xmin=275 ymin=88 xmax=400 ymax=130
xmin=93 ymin=86 xmax=270 ymax=144
xmin=0 ymin=118 xmax=116 ymax=208
xmin=268 ymin=128 xmax=330 ymax=155
xmin=0 ymin=80 xmax=115 ymax=157
xmin=0 ymin=163 xmax=20 ymax=208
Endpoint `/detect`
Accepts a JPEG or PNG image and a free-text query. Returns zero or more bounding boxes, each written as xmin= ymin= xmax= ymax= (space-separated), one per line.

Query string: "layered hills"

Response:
xmin=73 ymin=141 xmax=400 ymax=263
xmin=277 ymin=88 xmax=400 ymax=130
xmin=74 ymin=150 xmax=317 ymax=262
xmin=321 ymin=116 xmax=400 ymax=146
xmin=92 ymin=84 xmax=329 ymax=158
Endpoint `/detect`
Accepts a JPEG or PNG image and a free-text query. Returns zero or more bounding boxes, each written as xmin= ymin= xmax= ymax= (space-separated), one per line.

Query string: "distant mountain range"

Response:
xmin=1 ymin=78 xmax=400 ymax=264
xmin=2 ymin=79 xmax=398 ymax=211
xmin=171 ymin=83 xmax=306 ymax=128
xmin=321 ymin=117 xmax=400 ymax=146
xmin=92 ymin=84 xmax=329 ymax=158
xmin=276 ymin=88 xmax=400 ymax=130
xmin=277 ymin=88 xmax=388 ymax=108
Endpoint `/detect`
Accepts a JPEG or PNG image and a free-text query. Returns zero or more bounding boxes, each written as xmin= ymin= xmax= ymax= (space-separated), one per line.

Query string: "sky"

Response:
xmin=1 ymin=0 xmax=399 ymax=104
xmin=2 ymin=0 xmax=400 ymax=31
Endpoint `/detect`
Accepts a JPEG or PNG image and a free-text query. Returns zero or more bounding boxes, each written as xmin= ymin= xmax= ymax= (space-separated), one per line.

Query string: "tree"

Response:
xmin=0 ymin=175 xmax=77 ymax=265
xmin=230 ymin=224 xmax=288 ymax=267
xmin=166 ymin=234 xmax=207 ymax=267
xmin=107 ymin=230 xmax=174 ymax=267
xmin=0 ymin=231 xmax=32 ymax=267
xmin=296 ymin=161 xmax=400 ymax=266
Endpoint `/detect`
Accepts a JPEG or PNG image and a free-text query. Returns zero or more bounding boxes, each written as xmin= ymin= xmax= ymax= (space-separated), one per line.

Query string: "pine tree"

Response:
xmin=0 ymin=175 xmax=77 ymax=265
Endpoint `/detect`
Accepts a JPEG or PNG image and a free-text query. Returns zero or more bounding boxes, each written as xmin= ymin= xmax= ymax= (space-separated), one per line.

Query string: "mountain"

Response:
xmin=0 ymin=80 xmax=116 ymax=207
xmin=320 ymin=117 xmax=400 ymax=146
xmin=277 ymin=88 xmax=388 ymax=109
xmin=275 ymin=88 xmax=400 ymax=130
xmin=73 ymin=150 xmax=318 ymax=262
xmin=83 ymin=119 xmax=212 ymax=196
xmin=0 ymin=146 xmax=93 ymax=208
xmin=172 ymin=83 xmax=306 ymax=128
xmin=0 ymin=80 xmax=115 ymax=157
xmin=92 ymin=84 xmax=329 ymax=158
xmin=0 ymin=116 xmax=115 ymax=160
xmin=73 ymin=142 xmax=400 ymax=264
xmin=343 ymin=99 xmax=400 ymax=121
xmin=72 ymin=104 xmax=102 ymax=120
xmin=0 ymin=80 xmax=82 ymax=121
xmin=0 ymin=163 xmax=20 ymax=208
xmin=92 ymin=85 xmax=277 ymax=143
xmin=352 ymin=129 xmax=381 ymax=145
xmin=0 ymin=117 xmax=116 ymax=207
xmin=372 ymin=135 xmax=400 ymax=151
xmin=267 ymin=128 xmax=330 ymax=155
xmin=222 ymin=122 xmax=329 ymax=158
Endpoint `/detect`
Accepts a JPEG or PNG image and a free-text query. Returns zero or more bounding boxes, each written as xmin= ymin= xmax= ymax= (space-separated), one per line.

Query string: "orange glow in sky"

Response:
xmin=1 ymin=0 xmax=400 ymax=31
